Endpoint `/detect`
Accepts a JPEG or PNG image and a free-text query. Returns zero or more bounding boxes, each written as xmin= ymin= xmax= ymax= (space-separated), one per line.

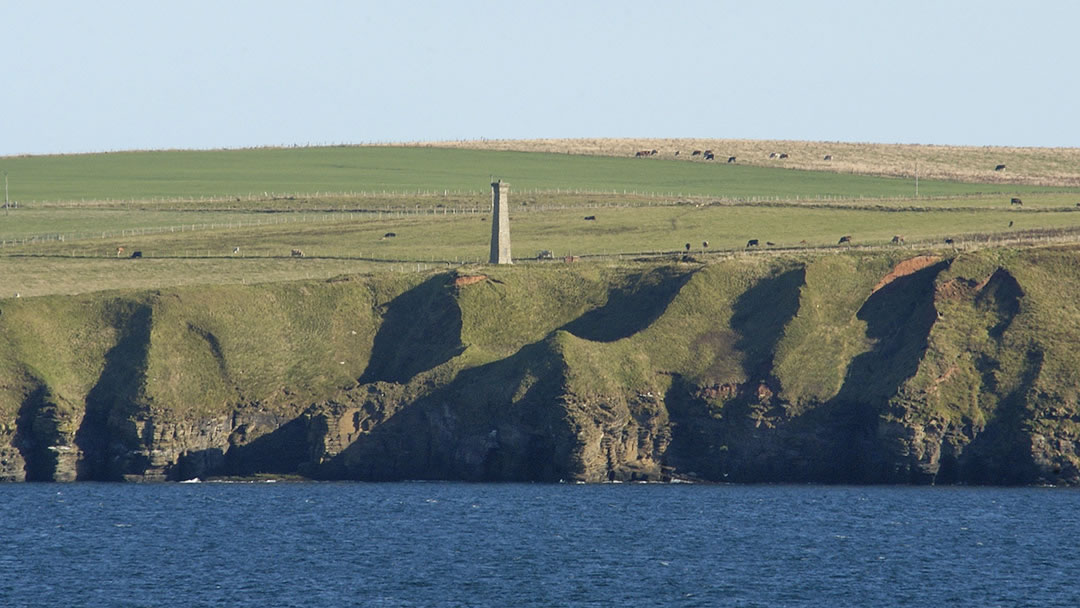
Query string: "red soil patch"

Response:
xmin=936 ymin=277 xmax=977 ymax=301
xmin=452 ymin=275 xmax=487 ymax=287
xmin=872 ymin=256 xmax=943 ymax=294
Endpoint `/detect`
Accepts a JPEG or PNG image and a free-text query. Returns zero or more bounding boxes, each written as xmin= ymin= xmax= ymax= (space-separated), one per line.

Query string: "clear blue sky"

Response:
xmin=3 ymin=0 xmax=1077 ymax=156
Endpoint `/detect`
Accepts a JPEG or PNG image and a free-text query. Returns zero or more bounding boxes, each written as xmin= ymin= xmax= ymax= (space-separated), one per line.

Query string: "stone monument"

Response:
xmin=489 ymin=180 xmax=512 ymax=264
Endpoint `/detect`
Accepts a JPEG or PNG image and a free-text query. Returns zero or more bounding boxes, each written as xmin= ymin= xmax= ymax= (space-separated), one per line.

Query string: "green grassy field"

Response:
xmin=1 ymin=146 xmax=1069 ymax=203
xmin=2 ymin=144 xmax=1080 ymax=298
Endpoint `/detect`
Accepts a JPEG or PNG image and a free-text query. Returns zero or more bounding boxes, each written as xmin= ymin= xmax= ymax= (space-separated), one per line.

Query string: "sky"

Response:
xmin=3 ymin=0 xmax=1077 ymax=156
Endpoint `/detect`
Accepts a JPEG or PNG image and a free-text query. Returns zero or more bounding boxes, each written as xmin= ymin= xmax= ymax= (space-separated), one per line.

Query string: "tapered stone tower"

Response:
xmin=489 ymin=180 xmax=512 ymax=264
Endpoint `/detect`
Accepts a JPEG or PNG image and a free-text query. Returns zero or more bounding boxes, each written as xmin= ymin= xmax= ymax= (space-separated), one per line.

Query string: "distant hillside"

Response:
xmin=3 ymin=143 xmax=1075 ymax=204
xmin=425 ymin=138 xmax=1080 ymax=187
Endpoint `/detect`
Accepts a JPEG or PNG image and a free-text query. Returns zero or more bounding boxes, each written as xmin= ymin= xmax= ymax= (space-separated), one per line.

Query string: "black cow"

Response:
xmin=584 ymin=215 xmax=596 ymax=221
xmin=702 ymin=241 xmax=709 ymax=249
xmin=824 ymin=154 xmax=833 ymax=161
xmin=703 ymin=151 xmax=715 ymax=160
xmin=995 ymin=164 xmax=1006 ymax=171
xmin=1010 ymin=198 xmax=1023 ymax=206
xmin=766 ymin=241 xmax=776 ymax=247
xmin=130 ymin=251 xmax=142 ymax=259
xmin=746 ymin=239 xmax=759 ymax=247
xmin=779 ymin=153 xmax=789 ymax=159
xmin=685 ymin=243 xmax=691 ymax=252
xmin=691 ymin=150 xmax=702 ymax=156
xmin=838 ymin=235 xmax=852 ymax=244
xmin=891 ymin=235 xmax=905 ymax=244
xmin=945 ymin=238 xmax=955 ymax=245
xmin=727 ymin=156 xmax=737 ymax=163
xmin=384 ymin=232 xmax=397 ymax=238
xmin=769 ymin=152 xmax=778 ymax=159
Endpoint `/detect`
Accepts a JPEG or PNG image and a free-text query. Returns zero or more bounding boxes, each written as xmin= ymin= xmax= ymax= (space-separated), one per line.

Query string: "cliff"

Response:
xmin=2 ymin=247 xmax=1079 ymax=484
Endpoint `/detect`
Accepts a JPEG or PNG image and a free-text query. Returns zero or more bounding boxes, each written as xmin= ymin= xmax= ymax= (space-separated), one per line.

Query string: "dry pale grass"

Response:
xmin=420 ymin=138 xmax=1080 ymax=187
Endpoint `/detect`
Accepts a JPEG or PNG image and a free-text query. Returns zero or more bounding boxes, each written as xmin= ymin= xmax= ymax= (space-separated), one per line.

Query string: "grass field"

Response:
xmin=0 ymin=145 xmax=1069 ymax=203
xmin=2 ymin=142 xmax=1079 ymax=298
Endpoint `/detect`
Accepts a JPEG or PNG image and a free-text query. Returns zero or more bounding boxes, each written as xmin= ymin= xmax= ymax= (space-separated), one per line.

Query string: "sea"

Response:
xmin=1 ymin=482 xmax=1077 ymax=607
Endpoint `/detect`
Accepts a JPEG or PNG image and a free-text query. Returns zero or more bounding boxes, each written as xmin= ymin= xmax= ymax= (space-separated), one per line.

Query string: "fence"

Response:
xmin=23 ymin=187 xmax=1032 ymax=208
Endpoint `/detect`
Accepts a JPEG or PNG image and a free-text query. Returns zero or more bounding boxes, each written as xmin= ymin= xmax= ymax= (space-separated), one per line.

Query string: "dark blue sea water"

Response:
xmin=1 ymin=482 xmax=1078 ymax=607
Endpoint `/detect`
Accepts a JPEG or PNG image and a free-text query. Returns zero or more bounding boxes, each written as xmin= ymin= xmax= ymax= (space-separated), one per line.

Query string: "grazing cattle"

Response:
xmin=769 ymin=152 xmax=778 ymax=159
xmin=635 ymin=150 xmax=648 ymax=157
xmin=703 ymin=149 xmax=713 ymax=155
xmin=945 ymin=238 xmax=955 ymax=245
xmin=674 ymin=151 xmax=680 ymax=156
xmin=838 ymin=235 xmax=852 ymax=244
xmin=1010 ymin=198 xmax=1023 ymax=206
xmin=291 ymin=249 xmax=304 ymax=257
xmin=233 ymin=247 xmax=240 ymax=254
xmin=891 ymin=235 xmax=905 ymax=244
xmin=383 ymin=232 xmax=397 ymax=238
xmin=685 ymin=243 xmax=691 ymax=251
xmin=691 ymin=150 xmax=702 ymax=156
xmin=1008 ymin=221 xmax=1014 ymax=227
xmin=115 ymin=247 xmax=125 ymax=258
xmin=995 ymin=164 xmax=1006 ymax=171
xmin=702 ymin=241 xmax=709 ymax=249
xmin=746 ymin=239 xmax=759 ymax=248
xmin=766 ymin=241 xmax=776 ymax=247
xmin=779 ymin=153 xmax=789 ymax=159
xmin=703 ymin=151 xmax=715 ymax=160
xmin=824 ymin=154 xmax=833 ymax=161
xmin=537 ymin=250 xmax=554 ymax=260
xmin=130 ymin=251 xmax=142 ymax=259
xmin=727 ymin=156 xmax=737 ymax=163
xmin=583 ymin=215 xmax=596 ymax=221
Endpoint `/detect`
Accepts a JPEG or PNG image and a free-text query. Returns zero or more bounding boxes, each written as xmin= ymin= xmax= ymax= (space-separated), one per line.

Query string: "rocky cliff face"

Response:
xmin=2 ymin=248 xmax=1079 ymax=484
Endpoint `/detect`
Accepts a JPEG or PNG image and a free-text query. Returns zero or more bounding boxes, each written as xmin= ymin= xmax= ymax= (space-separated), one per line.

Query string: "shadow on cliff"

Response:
xmin=74 ymin=299 xmax=154 ymax=481
xmin=322 ymin=339 xmax=575 ymax=482
xmin=359 ymin=274 xmax=465 ymax=385
xmin=826 ymin=260 xmax=951 ymax=482
xmin=663 ymin=267 xmax=807 ymax=481
xmin=13 ymin=384 xmax=62 ymax=481
xmin=954 ymin=347 xmax=1041 ymax=485
xmin=170 ymin=416 xmax=311 ymax=480
xmin=665 ymin=262 xmax=955 ymax=483
xmin=942 ymin=268 xmax=1037 ymax=484
xmin=732 ymin=266 xmax=805 ymax=378
xmin=977 ymin=267 xmax=1024 ymax=340
xmin=561 ymin=267 xmax=694 ymax=342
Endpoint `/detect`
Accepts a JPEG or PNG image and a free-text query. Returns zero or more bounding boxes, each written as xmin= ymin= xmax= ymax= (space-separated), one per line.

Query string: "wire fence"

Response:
xmin=23 ymin=187 xmax=1034 ymax=208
